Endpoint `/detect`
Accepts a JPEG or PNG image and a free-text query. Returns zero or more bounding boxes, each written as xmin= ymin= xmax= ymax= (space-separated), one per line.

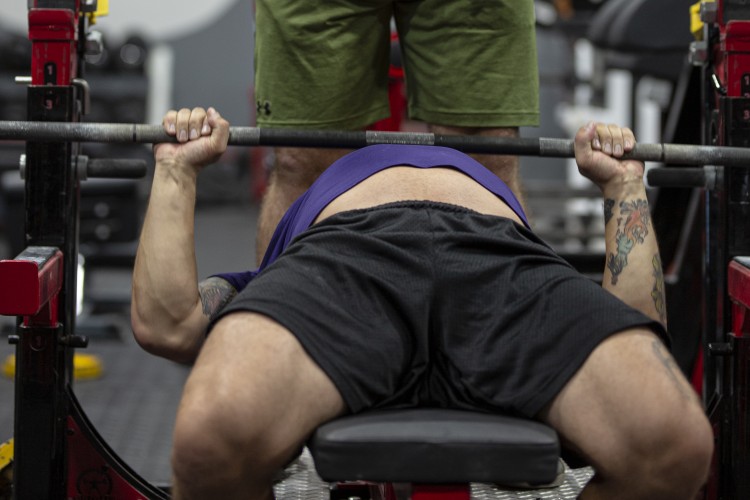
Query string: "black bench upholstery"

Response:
xmin=308 ymin=409 xmax=560 ymax=486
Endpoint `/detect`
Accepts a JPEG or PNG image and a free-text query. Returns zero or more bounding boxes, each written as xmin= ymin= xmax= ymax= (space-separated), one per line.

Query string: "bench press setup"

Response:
xmin=0 ymin=0 xmax=749 ymax=499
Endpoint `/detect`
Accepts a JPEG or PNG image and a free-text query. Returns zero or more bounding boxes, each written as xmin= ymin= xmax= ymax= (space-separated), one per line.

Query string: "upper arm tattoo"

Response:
xmin=198 ymin=277 xmax=238 ymax=322
xmin=606 ymin=198 xmax=650 ymax=285
xmin=651 ymin=339 xmax=699 ymax=404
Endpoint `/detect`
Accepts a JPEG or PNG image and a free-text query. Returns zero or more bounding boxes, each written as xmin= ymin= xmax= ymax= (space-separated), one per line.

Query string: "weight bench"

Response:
xmin=308 ymin=408 xmax=562 ymax=499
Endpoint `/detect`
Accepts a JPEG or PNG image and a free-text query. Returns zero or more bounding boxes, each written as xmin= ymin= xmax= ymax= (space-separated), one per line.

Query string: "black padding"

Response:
xmin=588 ymin=0 xmax=694 ymax=52
xmin=308 ymin=409 xmax=560 ymax=485
xmin=603 ymin=51 xmax=686 ymax=81
xmin=647 ymin=167 xmax=707 ymax=188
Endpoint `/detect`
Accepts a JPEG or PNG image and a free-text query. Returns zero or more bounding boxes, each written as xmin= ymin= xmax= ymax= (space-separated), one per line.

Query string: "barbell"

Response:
xmin=1 ymin=120 xmax=750 ymax=167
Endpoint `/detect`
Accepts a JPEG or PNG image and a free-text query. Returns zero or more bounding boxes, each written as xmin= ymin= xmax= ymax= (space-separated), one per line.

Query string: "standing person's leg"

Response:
xmin=429 ymin=125 xmax=525 ymax=208
xmin=170 ymin=312 xmax=346 ymax=500
xmin=394 ymin=0 xmax=538 ymax=210
xmin=256 ymin=147 xmax=349 ymax=263
xmin=253 ymin=0 xmax=396 ymax=262
xmin=539 ymin=329 xmax=713 ymax=499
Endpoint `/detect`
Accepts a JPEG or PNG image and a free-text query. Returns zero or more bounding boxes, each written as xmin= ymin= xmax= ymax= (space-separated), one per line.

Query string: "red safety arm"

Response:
xmin=0 ymin=246 xmax=63 ymax=320
xmin=729 ymin=258 xmax=750 ymax=337
xmin=28 ymin=7 xmax=79 ymax=86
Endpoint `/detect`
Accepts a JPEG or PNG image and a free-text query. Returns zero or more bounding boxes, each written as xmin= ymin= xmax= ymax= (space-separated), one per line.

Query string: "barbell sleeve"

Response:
xmin=86 ymin=158 xmax=148 ymax=179
xmin=646 ymin=166 xmax=719 ymax=190
xmin=2 ymin=120 xmax=750 ymax=167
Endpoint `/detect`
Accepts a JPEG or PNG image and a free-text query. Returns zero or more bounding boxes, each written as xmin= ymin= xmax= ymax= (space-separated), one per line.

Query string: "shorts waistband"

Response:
xmin=330 ymin=200 xmax=486 ymax=218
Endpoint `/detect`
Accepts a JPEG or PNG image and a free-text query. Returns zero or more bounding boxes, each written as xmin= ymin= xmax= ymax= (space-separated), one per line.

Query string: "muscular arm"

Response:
xmin=131 ymin=161 xmax=206 ymax=363
xmin=600 ymin=180 xmax=666 ymax=325
xmin=575 ymin=122 xmax=667 ymax=327
xmin=131 ymin=107 xmax=231 ymax=363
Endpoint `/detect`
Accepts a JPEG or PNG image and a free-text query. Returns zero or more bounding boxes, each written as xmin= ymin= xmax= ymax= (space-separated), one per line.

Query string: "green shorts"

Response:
xmin=254 ymin=0 xmax=539 ymax=129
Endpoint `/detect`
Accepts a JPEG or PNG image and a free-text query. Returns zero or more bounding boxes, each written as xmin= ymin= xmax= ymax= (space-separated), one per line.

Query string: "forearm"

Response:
xmin=131 ymin=160 xmax=206 ymax=361
xmin=600 ymin=179 xmax=667 ymax=327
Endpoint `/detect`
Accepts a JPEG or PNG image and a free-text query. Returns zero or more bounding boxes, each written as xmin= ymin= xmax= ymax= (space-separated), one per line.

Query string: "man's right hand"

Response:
xmin=153 ymin=107 xmax=230 ymax=174
xmin=574 ymin=121 xmax=644 ymax=191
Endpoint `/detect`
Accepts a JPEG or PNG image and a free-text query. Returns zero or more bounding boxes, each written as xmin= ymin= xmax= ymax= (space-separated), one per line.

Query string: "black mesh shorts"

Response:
xmin=210 ymin=201 xmax=667 ymax=418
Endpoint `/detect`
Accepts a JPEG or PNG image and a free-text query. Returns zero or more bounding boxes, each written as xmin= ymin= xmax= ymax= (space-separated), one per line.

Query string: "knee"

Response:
xmin=171 ymin=388 xmax=276 ymax=488
xmin=172 ymin=397 xmax=243 ymax=487
xmin=171 ymin=411 xmax=234 ymax=488
xmin=660 ymin=414 xmax=713 ymax=476
xmin=628 ymin=404 xmax=714 ymax=497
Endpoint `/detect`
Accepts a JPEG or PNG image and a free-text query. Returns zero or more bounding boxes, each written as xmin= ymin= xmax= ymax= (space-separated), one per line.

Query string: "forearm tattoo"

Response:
xmin=651 ymin=253 xmax=667 ymax=324
xmin=606 ymin=199 xmax=650 ymax=285
xmin=198 ymin=277 xmax=238 ymax=322
xmin=603 ymin=198 xmax=615 ymax=226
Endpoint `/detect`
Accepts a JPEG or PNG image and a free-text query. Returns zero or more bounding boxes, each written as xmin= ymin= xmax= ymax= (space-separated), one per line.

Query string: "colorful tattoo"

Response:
xmin=607 ymin=199 xmax=650 ymax=285
xmin=603 ymin=198 xmax=615 ymax=225
xmin=198 ymin=277 xmax=238 ymax=321
xmin=651 ymin=253 xmax=667 ymax=324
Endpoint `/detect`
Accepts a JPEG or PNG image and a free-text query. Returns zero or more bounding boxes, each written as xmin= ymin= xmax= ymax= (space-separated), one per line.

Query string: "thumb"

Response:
xmin=574 ymin=122 xmax=598 ymax=159
xmin=206 ymin=107 xmax=230 ymax=150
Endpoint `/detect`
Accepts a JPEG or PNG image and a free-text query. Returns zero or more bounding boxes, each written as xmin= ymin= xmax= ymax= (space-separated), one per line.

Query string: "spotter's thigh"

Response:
xmin=254 ymin=0 xmax=393 ymax=129
xmin=394 ymin=0 xmax=539 ymax=127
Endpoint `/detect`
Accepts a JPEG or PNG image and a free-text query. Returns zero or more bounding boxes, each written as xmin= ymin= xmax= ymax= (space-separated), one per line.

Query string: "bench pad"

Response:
xmin=308 ymin=409 xmax=560 ymax=485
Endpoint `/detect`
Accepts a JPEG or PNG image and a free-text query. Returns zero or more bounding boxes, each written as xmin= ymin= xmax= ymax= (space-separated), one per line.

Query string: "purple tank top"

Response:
xmin=216 ymin=144 xmax=528 ymax=291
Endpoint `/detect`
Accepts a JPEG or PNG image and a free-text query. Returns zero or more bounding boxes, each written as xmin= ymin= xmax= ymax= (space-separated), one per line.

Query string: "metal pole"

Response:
xmin=2 ymin=120 xmax=750 ymax=167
